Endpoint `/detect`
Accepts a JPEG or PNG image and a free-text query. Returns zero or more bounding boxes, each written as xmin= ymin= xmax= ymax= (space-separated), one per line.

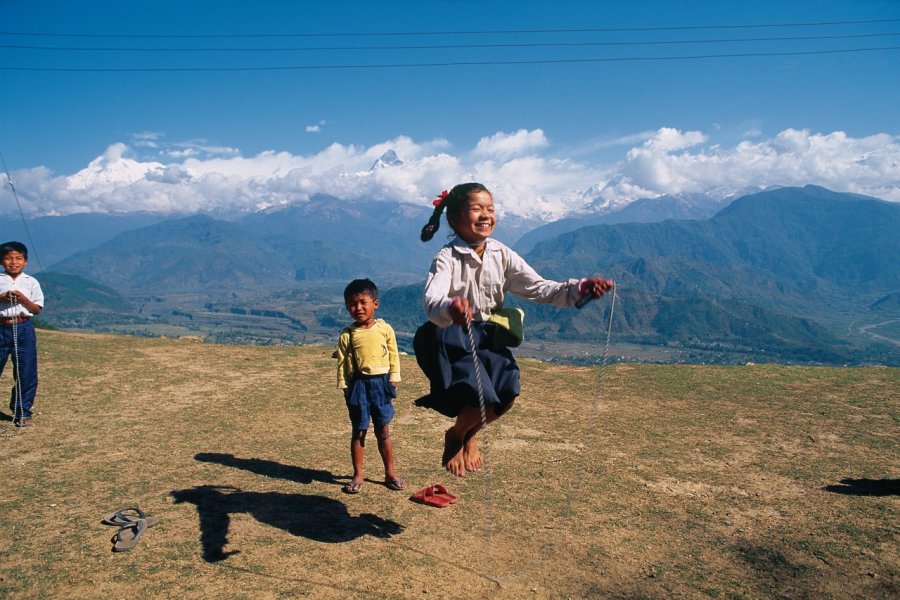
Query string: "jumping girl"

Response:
xmin=414 ymin=183 xmax=614 ymax=477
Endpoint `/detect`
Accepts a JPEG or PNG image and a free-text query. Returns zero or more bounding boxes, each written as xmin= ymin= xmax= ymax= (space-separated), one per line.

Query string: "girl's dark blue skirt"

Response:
xmin=413 ymin=321 xmax=520 ymax=418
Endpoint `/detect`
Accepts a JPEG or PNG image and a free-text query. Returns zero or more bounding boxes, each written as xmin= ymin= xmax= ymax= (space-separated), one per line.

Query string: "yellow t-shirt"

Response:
xmin=336 ymin=319 xmax=401 ymax=389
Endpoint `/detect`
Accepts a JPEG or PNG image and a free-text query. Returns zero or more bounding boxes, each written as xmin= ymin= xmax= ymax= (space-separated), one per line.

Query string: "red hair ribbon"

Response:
xmin=432 ymin=190 xmax=449 ymax=207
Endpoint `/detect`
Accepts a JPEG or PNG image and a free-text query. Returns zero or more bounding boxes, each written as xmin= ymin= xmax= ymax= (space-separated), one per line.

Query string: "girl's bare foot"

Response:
xmin=442 ymin=429 xmax=466 ymax=477
xmin=463 ymin=436 xmax=483 ymax=472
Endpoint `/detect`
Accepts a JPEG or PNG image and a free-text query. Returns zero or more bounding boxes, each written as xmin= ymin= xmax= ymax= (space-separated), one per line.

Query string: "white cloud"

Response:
xmin=4 ymin=127 xmax=899 ymax=220
xmin=608 ymin=128 xmax=900 ymax=201
xmin=165 ymin=140 xmax=240 ymax=160
xmin=473 ymin=128 xmax=549 ymax=159
xmin=130 ymin=131 xmax=163 ymax=149
xmin=306 ymin=119 xmax=327 ymax=133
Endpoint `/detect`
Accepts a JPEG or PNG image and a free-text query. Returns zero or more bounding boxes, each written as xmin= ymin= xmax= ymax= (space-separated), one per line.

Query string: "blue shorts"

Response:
xmin=344 ymin=374 xmax=396 ymax=430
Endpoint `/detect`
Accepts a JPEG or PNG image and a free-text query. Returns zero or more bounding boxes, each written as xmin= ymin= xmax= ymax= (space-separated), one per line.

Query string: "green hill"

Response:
xmin=39 ymin=271 xmax=135 ymax=314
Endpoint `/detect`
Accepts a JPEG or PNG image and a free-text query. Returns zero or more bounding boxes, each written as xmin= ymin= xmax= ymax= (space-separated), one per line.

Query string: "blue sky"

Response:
xmin=1 ymin=0 xmax=899 ymax=218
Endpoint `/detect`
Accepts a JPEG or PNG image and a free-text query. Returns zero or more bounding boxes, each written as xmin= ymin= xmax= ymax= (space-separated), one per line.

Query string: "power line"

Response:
xmin=3 ymin=31 xmax=899 ymax=52
xmin=1 ymin=17 xmax=899 ymax=39
xmin=0 ymin=153 xmax=44 ymax=274
xmin=2 ymin=45 xmax=898 ymax=72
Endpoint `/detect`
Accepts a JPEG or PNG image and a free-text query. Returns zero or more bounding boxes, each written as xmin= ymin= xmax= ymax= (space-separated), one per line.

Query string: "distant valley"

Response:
xmin=6 ymin=185 xmax=898 ymax=366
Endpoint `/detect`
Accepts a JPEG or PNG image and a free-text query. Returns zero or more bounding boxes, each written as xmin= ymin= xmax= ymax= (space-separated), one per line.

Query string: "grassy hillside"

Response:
xmin=38 ymin=272 xmax=135 ymax=313
xmin=0 ymin=331 xmax=896 ymax=598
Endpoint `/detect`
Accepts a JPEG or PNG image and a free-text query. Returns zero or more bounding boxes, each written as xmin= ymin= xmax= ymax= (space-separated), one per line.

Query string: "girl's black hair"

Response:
xmin=420 ymin=182 xmax=491 ymax=242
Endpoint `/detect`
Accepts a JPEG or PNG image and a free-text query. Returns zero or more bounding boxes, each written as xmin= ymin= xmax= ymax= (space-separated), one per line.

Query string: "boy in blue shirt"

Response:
xmin=0 ymin=241 xmax=45 ymax=427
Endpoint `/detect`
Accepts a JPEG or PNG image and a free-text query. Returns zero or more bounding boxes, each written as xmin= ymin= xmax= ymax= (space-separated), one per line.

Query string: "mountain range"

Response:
xmin=9 ymin=185 xmax=899 ymax=365
xmin=514 ymin=191 xmax=742 ymax=254
xmin=502 ymin=186 xmax=898 ymax=363
xmin=0 ymin=212 xmax=166 ymax=267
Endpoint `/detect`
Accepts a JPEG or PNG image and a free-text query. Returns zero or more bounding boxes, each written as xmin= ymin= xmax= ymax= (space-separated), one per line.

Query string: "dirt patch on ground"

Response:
xmin=0 ymin=332 xmax=897 ymax=598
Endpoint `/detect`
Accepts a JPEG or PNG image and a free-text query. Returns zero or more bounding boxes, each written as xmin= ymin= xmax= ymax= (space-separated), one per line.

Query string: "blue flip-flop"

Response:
xmin=342 ymin=481 xmax=363 ymax=494
xmin=102 ymin=507 xmax=160 ymax=528
xmin=112 ymin=518 xmax=147 ymax=552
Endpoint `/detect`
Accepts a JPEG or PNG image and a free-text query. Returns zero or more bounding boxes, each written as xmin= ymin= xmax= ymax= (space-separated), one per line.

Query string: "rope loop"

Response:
xmin=464 ymin=316 xmax=495 ymax=555
xmin=2 ymin=294 xmax=23 ymax=437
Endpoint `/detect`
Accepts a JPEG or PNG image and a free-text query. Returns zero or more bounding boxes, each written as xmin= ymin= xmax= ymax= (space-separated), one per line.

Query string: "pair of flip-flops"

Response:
xmin=342 ymin=479 xmax=406 ymax=494
xmin=409 ymin=484 xmax=457 ymax=508
xmin=102 ymin=507 xmax=160 ymax=552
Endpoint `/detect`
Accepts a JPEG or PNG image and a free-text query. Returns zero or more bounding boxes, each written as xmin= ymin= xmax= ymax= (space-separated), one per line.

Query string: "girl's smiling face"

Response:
xmin=449 ymin=190 xmax=496 ymax=246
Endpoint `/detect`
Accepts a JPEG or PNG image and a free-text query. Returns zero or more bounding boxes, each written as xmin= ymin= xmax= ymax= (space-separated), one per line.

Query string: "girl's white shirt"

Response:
xmin=424 ymin=236 xmax=582 ymax=328
xmin=0 ymin=272 xmax=44 ymax=318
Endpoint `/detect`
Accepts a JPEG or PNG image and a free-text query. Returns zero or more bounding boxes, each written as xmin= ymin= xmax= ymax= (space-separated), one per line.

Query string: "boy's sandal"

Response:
xmin=385 ymin=479 xmax=405 ymax=491
xmin=112 ymin=518 xmax=147 ymax=552
xmin=102 ymin=507 xmax=160 ymax=528
xmin=342 ymin=481 xmax=363 ymax=494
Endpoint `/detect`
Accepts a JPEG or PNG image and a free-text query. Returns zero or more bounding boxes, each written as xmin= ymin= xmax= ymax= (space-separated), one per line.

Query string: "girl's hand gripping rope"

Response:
xmin=576 ymin=277 xmax=616 ymax=308
xmin=448 ymin=295 xmax=472 ymax=326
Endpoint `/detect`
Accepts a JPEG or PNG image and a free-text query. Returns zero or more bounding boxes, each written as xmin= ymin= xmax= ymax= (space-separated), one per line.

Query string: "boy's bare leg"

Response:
xmin=374 ymin=424 xmax=401 ymax=485
xmin=349 ymin=429 xmax=366 ymax=488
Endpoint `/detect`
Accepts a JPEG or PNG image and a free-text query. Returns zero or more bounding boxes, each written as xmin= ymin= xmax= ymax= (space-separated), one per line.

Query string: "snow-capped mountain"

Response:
xmin=370 ymin=149 xmax=404 ymax=170
xmin=66 ymin=143 xmax=164 ymax=190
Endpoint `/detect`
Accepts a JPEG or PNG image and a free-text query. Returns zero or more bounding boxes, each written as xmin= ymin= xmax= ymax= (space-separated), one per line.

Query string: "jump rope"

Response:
xmin=2 ymin=152 xmax=619 ymax=585
xmin=1 ymin=154 xmax=41 ymax=437
xmin=461 ymin=281 xmax=617 ymax=584
xmin=1 ymin=294 xmax=25 ymax=438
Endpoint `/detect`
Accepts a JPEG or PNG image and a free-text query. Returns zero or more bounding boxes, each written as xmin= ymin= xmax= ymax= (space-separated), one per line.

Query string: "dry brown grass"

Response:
xmin=0 ymin=330 xmax=897 ymax=599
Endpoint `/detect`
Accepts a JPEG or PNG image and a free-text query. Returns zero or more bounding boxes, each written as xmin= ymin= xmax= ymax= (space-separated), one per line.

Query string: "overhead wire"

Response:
xmin=2 ymin=31 xmax=899 ymax=52
xmin=1 ymin=17 xmax=899 ymax=38
xmin=2 ymin=17 xmax=897 ymax=71
xmin=2 ymin=46 xmax=898 ymax=72
xmin=0 ymin=153 xmax=44 ymax=275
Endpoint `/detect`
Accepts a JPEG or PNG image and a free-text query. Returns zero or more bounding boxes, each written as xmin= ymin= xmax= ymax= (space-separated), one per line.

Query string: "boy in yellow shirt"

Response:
xmin=335 ymin=279 xmax=403 ymax=494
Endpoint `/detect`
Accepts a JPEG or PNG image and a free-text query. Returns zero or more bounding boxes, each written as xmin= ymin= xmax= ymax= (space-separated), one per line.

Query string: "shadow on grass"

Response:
xmin=823 ymin=478 xmax=900 ymax=497
xmin=171 ymin=485 xmax=404 ymax=562
xmin=732 ymin=541 xmax=812 ymax=596
xmin=195 ymin=452 xmax=340 ymax=486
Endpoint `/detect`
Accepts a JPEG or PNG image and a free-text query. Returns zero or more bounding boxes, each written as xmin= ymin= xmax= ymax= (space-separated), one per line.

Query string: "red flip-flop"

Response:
xmin=431 ymin=484 xmax=458 ymax=504
xmin=409 ymin=485 xmax=450 ymax=508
